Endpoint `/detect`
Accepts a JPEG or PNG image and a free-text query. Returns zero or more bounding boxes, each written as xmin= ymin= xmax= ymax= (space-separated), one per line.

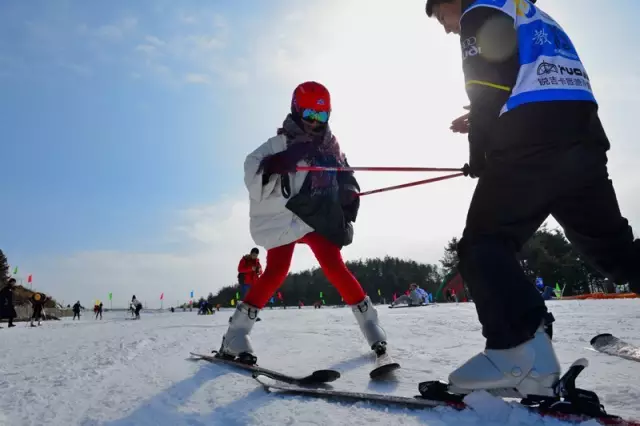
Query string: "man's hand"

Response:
xmin=450 ymin=106 xmax=471 ymax=134
xmin=462 ymin=162 xmax=483 ymax=179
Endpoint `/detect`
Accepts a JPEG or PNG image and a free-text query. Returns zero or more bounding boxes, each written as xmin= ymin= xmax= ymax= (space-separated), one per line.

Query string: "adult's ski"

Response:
xmin=254 ymin=358 xmax=640 ymax=426
xmin=190 ymin=351 xmax=341 ymax=385
xmin=590 ymin=333 xmax=640 ymax=362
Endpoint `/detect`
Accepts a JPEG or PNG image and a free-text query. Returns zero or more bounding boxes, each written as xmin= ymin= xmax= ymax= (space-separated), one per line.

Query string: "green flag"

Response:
xmin=236 ymin=292 xmax=240 ymax=300
xmin=12 ymin=266 xmax=18 ymax=275
xmin=377 ymin=289 xmax=381 ymax=296
xmin=108 ymin=292 xmax=112 ymax=301
xmin=319 ymin=291 xmax=323 ymax=298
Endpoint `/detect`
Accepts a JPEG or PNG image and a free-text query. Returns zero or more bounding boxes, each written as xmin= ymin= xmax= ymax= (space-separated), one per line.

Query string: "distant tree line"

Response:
xmin=1 ymin=223 xmax=620 ymax=310
xmin=205 ymin=225 xmax=619 ymax=307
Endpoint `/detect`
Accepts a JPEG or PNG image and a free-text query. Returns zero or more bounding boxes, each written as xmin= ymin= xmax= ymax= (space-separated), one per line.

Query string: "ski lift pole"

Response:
xmin=357 ymin=172 xmax=464 ymax=197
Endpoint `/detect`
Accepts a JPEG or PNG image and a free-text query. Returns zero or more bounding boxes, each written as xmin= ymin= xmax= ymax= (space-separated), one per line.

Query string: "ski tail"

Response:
xmin=590 ymin=334 xmax=640 ymax=362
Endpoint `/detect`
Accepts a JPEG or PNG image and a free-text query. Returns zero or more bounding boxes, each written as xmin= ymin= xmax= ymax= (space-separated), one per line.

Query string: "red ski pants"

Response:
xmin=243 ymin=232 xmax=366 ymax=308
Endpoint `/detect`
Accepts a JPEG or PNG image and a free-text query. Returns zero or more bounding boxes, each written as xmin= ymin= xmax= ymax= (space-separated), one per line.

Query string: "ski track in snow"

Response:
xmin=0 ymin=300 xmax=638 ymax=426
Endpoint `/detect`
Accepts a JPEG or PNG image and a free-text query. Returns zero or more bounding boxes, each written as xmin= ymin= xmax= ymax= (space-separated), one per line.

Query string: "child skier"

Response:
xmin=30 ymin=292 xmax=47 ymax=327
xmin=216 ymin=81 xmax=390 ymax=365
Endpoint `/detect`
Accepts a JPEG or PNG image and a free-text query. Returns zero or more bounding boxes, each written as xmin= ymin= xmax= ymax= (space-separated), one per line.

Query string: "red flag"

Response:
xmin=277 ymin=292 xmax=283 ymax=300
xmin=160 ymin=293 xmax=164 ymax=300
xmin=28 ymin=274 xmax=32 ymax=283
xmin=393 ymin=293 xmax=397 ymax=301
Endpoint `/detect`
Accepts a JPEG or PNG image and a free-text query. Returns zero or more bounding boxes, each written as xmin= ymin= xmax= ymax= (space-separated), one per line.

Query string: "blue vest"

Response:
xmin=463 ymin=0 xmax=597 ymax=114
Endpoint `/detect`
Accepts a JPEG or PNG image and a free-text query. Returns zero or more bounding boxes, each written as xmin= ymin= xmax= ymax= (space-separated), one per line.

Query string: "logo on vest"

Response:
xmin=461 ymin=37 xmax=481 ymax=60
xmin=536 ymin=61 xmax=591 ymax=90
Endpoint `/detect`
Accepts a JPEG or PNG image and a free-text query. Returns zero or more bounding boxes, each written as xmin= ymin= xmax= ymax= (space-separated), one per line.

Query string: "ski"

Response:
xmin=254 ymin=358 xmax=640 ymax=426
xmin=388 ymin=304 xmax=433 ymax=309
xmin=254 ymin=373 xmax=459 ymax=407
xmin=590 ymin=333 xmax=640 ymax=362
xmin=370 ymin=351 xmax=400 ymax=379
xmin=190 ymin=351 xmax=341 ymax=385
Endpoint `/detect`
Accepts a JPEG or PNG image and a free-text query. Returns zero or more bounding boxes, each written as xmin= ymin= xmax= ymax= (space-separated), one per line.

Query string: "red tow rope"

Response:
xmin=296 ymin=166 xmax=465 ymax=197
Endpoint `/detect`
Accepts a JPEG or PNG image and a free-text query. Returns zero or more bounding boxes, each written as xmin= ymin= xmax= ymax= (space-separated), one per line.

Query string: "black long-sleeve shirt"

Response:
xmin=459 ymin=1 xmax=607 ymax=166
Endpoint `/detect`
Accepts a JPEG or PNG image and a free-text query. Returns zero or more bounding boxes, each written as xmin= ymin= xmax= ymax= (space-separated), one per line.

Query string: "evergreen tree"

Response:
xmin=0 ymin=249 xmax=9 ymax=285
xmin=440 ymin=237 xmax=460 ymax=276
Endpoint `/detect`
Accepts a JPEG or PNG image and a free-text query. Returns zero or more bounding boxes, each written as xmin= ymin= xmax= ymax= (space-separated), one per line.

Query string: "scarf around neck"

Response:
xmin=277 ymin=114 xmax=346 ymax=194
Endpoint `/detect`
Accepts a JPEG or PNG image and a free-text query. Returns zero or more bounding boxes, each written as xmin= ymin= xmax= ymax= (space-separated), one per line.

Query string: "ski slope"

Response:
xmin=0 ymin=300 xmax=638 ymax=426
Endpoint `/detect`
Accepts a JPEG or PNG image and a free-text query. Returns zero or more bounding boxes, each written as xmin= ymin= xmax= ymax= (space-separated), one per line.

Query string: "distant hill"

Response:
xmin=11 ymin=285 xmax=58 ymax=308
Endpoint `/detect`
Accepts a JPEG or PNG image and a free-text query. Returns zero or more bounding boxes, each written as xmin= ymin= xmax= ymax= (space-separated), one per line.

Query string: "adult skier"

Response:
xmin=390 ymin=283 xmax=429 ymax=307
xmin=0 ymin=278 xmax=17 ymax=328
xmin=131 ymin=295 xmax=142 ymax=319
xmin=216 ymin=81 xmax=389 ymax=365
xmin=72 ymin=301 xmax=84 ymax=320
xmin=425 ymin=0 xmax=640 ymax=399
xmin=237 ymin=248 xmax=262 ymax=300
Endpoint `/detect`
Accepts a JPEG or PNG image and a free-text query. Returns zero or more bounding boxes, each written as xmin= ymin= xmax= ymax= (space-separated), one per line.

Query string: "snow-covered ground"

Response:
xmin=0 ymin=299 xmax=638 ymax=426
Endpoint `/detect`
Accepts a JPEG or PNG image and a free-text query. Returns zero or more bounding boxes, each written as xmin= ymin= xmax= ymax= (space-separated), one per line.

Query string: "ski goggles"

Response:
xmin=302 ymin=109 xmax=329 ymax=123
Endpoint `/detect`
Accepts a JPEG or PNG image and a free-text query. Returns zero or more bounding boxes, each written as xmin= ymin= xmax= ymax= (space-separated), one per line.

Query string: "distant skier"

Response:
xmin=30 ymin=292 xmax=47 ymax=326
xmin=390 ymin=283 xmax=428 ymax=307
xmin=72 ymin=301 xmax=84 ymax=320
xmin=95 ymin=302 xmax=103 ymax=320
xmin=216 ymin=81 xmax=390 ymax=365
xmin=237 ymin=248 xmax=262 ymax=300
xmin=131 ymin=296 xmax=142 ymax=319
xmin=0 ymin=278 xmax=17 ymax=328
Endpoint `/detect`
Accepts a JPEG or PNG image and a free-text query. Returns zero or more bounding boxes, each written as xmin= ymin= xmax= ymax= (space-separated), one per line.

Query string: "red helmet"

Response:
xmin=291 ymin=81 xmax=331 ymax=114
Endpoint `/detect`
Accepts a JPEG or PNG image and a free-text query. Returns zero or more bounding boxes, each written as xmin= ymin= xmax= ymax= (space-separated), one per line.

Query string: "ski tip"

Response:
xmin=310 ymin=369 xmax=341 ymax=383
xmin=590 ymin=333 xmax=614 ymax=345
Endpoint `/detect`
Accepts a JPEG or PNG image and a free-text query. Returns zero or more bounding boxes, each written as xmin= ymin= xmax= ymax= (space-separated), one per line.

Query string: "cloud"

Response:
xmin=179 ymin=13 xmax=197 ymax=25
xmin=186 ymin=35 xmax=226 ymax=51
xmin=92 ymin=17 xmax=138 ymax=41
xmin=145 ymin=35 xmax=166 ymax=47
xmin=184 ymin=73 xmax=210 ymax=85
xmin=135 ymin=44 xmax=158 ymax=55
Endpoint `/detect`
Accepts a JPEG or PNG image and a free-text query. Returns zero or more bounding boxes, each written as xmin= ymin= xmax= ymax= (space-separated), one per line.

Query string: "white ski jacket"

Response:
xmin=245 ymin=134 xmax=314 ymax=250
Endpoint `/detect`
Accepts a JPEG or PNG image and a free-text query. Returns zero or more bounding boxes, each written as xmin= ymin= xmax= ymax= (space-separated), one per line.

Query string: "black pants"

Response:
xmin=73 ymin=312 xmax=80 ymax=320
xmin=459 ymin=142 xmax=640 ymax=350
xmin=32 ymin=307 xmax=43 ymax=321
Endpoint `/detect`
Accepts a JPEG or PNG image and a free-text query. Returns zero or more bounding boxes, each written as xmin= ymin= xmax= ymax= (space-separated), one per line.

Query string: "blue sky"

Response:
xmin=2 ymin=1 xmax=639 ymax=306
xmin=2 ymin=1 xmax=287 ymax=256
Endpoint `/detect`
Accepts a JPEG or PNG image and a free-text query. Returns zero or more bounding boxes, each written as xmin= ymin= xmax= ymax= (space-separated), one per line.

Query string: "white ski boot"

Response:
xmin=217 ymin=302 xmax=260 ymax=364
xmin=448 ymin=324 xmax=561 ymax=398
xmin=351 ymin=296 xmax=388 ymax=355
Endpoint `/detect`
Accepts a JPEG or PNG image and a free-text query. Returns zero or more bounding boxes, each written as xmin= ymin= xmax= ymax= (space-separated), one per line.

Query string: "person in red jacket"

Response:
xmin=237 ymin=248 xmax=262 ymax=300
